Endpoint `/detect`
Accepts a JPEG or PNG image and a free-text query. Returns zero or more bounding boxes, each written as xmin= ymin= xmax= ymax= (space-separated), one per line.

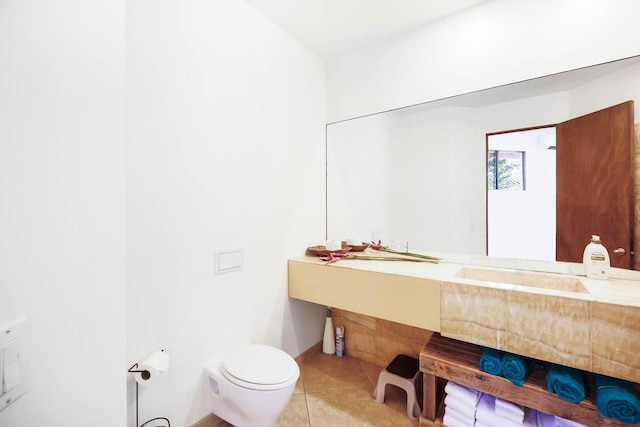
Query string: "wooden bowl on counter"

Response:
xmin=342 ymin=241 xmax=370 ymax=252
xmin=306 ymin=245 xmax=352 ymax=257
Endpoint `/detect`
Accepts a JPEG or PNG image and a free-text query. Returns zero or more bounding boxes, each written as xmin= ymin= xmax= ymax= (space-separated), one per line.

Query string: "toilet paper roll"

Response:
xmin=135 ymin=350 xmax=170 ymax=385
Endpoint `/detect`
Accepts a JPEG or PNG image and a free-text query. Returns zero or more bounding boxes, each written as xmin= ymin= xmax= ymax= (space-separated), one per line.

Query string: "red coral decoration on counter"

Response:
xmin=369 ymin=240 xmax=383 ymax=250
xmin=321 ymin=252 xmax=349 ymax=262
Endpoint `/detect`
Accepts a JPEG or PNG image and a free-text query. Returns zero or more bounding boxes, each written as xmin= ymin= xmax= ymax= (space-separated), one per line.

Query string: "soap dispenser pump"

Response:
xmin=583 ymin=235 xmax=610 ymax=279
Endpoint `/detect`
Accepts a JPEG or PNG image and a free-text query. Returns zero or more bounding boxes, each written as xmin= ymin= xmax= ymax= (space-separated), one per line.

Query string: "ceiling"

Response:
xmin=242 ymin=0 xmax=492 ymax=59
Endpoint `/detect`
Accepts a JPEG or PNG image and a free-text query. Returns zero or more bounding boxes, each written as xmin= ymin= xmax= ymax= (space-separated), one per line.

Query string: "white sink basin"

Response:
xmin=455 ymin=266 xmax=589 ymax=294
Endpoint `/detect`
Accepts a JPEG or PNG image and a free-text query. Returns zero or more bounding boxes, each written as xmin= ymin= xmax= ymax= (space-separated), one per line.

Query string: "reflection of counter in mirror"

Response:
xmin=326 ymin=56 xmax=640 ymax=270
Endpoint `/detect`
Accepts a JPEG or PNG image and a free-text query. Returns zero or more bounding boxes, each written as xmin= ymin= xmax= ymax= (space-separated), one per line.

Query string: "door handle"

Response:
xmin=613 ymin=248 xmax=626 ymax=256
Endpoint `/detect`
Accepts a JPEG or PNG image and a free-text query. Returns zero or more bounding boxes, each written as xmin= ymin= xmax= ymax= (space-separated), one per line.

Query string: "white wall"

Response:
xmin=389 ymin=107 xmax=484 ymax=253
xmin=126 ymin=0 xmax=326 ymax=425
xmin=327 ymin=114 xmax=394 ymax=242
xmin=569 ymin=60 xmax=640 ymax=121
xmin=327 ymin=0 xmax=640 ymax=122
xmin=0 ymin=1 xmax=126 ymax=426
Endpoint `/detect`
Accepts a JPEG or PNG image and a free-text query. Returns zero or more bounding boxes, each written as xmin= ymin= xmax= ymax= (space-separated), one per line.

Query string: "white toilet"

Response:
xmin=205 ymin=344 xmax=300 ymax=427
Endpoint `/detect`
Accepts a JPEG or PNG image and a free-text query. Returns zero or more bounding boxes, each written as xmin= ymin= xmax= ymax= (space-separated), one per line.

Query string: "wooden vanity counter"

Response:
xmin=288 ymin=251 xmax=640 ymax=383
xmin=287 ymin=254 xmax=456 ymax=331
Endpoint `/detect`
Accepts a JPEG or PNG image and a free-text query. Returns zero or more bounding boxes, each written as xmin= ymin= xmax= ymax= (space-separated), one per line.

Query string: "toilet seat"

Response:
xmin=221 ymin=344 xmax=299 ymax=391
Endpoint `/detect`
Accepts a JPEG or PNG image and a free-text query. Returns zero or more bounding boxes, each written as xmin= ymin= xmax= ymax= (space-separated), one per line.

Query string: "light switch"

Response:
xmin=214 ymin=249 xmax=243 ymax=275
xmin=2 ymin=338 xmax=21 ymax=393
xmin=0 ymin=318 xmax=27 ymax=412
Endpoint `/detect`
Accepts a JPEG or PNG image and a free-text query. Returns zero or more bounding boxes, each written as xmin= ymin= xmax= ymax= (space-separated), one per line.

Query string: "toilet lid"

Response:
xmin=222 ymin=344 xmax=299 ymax=391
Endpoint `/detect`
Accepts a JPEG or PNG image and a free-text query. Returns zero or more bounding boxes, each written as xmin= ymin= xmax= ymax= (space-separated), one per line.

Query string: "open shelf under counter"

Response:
xmin=419 ymin=333 xmax=639 ymax=427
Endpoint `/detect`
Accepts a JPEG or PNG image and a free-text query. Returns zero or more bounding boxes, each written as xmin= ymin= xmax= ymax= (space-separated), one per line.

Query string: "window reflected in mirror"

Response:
xmin=487 ymin=150 xmax=525 ymax=191
xmin=487 ymin=128 xmax=556 ymax=261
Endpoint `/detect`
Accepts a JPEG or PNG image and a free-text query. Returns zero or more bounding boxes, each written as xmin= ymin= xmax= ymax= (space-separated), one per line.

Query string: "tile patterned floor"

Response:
xmin=284 ymin=351 xmax=420 ymax=427
xmin=208 ymin=350 xmax=422 ymax=427
xmin=288 ymin=350 xmax=424 ymax=427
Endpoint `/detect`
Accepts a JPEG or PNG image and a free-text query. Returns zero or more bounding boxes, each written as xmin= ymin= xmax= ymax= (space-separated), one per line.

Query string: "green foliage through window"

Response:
xmin=488 ymin=150 xmax=525 ymax=190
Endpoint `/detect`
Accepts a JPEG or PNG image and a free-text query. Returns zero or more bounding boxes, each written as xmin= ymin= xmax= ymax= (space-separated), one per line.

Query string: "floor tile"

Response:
xmin=276 ymin=393 xmax=310 ymax=427
xmin=300 ymin=353 xmax=372 ymax=393
xmin=305 ymin=386 xmax=397 ymax=427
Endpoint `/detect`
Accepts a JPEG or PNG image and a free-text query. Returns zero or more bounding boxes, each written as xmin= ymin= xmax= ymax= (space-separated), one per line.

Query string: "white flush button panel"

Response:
xmin=1 ymin=318 xmax=26 ymax=412
xmin=214 ymin=249 xmax=244 ymax=275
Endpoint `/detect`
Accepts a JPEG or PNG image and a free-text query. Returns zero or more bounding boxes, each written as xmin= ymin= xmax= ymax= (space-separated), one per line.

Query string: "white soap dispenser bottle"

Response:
xmin=322 ymin=308 xmax=336 ymax=354
xmin=583 ymin=235 xmax=610 ymax=279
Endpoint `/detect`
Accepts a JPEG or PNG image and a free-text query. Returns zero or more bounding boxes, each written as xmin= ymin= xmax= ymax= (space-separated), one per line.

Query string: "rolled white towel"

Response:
xmin=555 ymin=416 xmax=586 ymax=427
xmin=474 ymin=421 xmax=491 ymax=427
xmin=495 ymin=396 xmax=525 ymax=423
xmin=444 ymin=394 xmax=477 ymax=419
xmin=536 ymin=410 xmax=555 ymax=427
xmin=444 ymin=381 xmax=481 ymax=407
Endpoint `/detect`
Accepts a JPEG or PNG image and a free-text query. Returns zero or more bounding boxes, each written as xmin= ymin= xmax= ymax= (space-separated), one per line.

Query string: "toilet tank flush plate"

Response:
xmin=214 ymin=249 xmax=244 ymax=275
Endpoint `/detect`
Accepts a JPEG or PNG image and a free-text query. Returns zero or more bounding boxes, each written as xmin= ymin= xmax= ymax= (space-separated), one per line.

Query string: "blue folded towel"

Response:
xmin=594 ymin=373 xmax=640 ymax=424
xmin=501 ymin=352 xmax=529 ymax=386
xmin=479 ymin=347 xmax=503 ymax=375
xmin=545 ymin=364 xmax=585 ymax=403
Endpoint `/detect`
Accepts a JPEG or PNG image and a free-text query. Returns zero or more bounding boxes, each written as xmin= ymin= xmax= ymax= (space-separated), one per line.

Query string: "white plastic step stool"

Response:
xmin=372 ymin=354 xmax=422 ymax=420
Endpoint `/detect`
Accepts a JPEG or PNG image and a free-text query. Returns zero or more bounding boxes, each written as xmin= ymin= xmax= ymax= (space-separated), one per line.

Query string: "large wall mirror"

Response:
xmin=327 ymin=55 xmax=640 ymax=269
